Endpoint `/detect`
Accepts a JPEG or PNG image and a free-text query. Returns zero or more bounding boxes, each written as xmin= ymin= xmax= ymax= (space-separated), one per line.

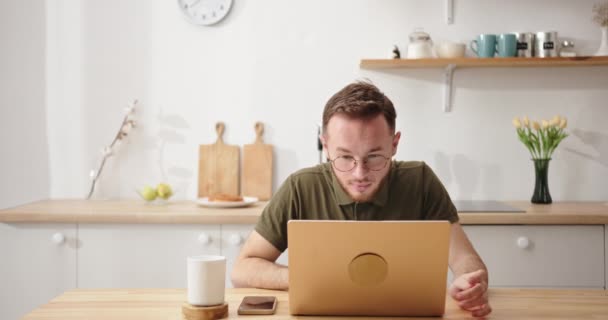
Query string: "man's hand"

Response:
xmin=448 ymin=269 xmax=491 ymax=318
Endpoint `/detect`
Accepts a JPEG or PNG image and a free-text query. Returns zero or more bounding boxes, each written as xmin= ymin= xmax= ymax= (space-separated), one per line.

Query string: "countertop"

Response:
xmin=22 ymin=287 xmax=608 ymax=320
xmin=1 ymin=199 xmax=608 ymax=224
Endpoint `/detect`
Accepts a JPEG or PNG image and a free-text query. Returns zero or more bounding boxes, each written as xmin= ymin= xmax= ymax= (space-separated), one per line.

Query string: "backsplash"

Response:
xmin=2 ymin=0 xmax=607 ymax=207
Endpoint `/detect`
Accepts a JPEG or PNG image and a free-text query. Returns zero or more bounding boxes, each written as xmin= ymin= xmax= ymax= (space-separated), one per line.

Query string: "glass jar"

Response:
xmin=407 ymin=29 xmax=434 ymax=59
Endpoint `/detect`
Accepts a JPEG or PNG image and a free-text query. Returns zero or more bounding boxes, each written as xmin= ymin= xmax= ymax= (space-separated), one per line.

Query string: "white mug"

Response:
xmin=187 ymin=255 xmax=226 ymax=306
xmin=435 ymin=42 xmax=466 ymax=58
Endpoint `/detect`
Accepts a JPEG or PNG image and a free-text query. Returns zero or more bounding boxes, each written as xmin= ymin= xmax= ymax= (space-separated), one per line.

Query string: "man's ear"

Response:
xmin=319 ymin=134 xmax=329 ymax=160
xmin=392 ymin=131 xmax=401 ymax=156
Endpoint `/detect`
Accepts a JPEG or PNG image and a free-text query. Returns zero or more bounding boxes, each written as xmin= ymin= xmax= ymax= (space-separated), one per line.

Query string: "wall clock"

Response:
xmin=177 ymin=0 xmax=233 ymax=26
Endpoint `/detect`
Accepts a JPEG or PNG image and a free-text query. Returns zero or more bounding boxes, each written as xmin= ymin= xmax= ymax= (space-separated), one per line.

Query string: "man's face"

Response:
xmin=321 ymin=114 xmax=401 ymax=202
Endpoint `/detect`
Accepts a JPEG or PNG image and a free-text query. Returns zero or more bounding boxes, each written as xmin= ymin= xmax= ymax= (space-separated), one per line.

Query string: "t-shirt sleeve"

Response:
xmin=422 ymin=163 xmax=459 ymax=223
xmin=254 ymin=175 xmax=295 ymax=252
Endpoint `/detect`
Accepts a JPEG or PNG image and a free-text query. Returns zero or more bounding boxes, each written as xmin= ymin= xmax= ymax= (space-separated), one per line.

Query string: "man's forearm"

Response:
xmin=232 ymin=257 xmax=289 ymax=290
xmin=448 ymin=223 xmax=489 ymax=283
xmin=451 ymin=253 xmax=488 ymax=282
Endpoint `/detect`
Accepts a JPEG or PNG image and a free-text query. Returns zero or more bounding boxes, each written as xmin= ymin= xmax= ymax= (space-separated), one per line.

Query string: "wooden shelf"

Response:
xmin=360 ymin=56 xmax=608 ymax=69
xmin=360 ymin=56 xmax=608 ymax=112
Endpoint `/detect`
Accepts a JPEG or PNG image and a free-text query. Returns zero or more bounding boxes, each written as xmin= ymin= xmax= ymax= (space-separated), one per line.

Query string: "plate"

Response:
xmin=196 ymin=196 xmax=258 ymax=208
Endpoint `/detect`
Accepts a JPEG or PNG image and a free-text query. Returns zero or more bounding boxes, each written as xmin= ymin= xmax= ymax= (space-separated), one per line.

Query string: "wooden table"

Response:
xmin=22 ymin=288 xmax=608 ymax=320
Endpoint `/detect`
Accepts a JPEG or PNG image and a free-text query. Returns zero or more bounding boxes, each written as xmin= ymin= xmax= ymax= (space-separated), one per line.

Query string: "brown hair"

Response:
xmin=322 ymin=81 xmax=396 ymax=134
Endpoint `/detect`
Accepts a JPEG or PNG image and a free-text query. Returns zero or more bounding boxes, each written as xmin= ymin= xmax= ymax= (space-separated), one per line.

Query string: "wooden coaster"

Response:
xmin=182 ymin=302 xmax=229 ymax=320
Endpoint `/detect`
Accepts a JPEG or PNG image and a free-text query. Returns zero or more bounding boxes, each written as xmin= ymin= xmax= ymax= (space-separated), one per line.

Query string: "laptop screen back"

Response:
xmin=288 ymin=220 xmax=451 ymax=316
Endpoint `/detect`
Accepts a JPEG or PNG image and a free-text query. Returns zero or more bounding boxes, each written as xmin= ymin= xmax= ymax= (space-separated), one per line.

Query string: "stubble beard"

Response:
xmin=335 ymin=170 xmax=389 ymax=203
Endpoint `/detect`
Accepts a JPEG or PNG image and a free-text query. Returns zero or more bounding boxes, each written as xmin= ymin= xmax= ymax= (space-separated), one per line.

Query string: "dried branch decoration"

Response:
xmin=593 ymin=2 xmax=608 ymax=27
xmin=86 ymin=100 xmax=138 ymax=199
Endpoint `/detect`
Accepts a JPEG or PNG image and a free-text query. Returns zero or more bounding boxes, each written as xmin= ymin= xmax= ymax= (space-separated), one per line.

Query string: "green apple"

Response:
xmin=140 ymin=186 xmax=157 ymax=201
xmin=156 ymin=183 xmax=173 ymax=200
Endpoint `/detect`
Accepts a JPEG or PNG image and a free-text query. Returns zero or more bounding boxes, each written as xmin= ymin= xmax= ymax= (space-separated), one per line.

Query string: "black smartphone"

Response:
xmin=237 ymin=296 xmax=278 ymax=315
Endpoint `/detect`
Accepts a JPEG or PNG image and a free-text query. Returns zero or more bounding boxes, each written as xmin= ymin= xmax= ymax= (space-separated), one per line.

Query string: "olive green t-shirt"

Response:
xmin=255 ymin=161 xmax=458 ymax=252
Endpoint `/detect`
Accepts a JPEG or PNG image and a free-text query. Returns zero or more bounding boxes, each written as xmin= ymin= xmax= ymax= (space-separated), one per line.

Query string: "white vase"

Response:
xmin=594 ymin=26 xmax=608 ymax=56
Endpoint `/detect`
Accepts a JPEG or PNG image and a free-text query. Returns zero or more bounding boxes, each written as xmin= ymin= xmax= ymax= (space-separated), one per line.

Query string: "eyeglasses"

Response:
xmin=329 ymin=154 xmax=391 ymax=172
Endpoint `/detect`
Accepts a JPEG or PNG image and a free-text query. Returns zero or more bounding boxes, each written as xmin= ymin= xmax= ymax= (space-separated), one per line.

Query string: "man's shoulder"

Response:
xmin=390 ymin=161 xmax=437 ymax=185
xmin=289 ymin=163 xmax=332 ymax=182
xmin=391 ymin=160 xmax=428 ymax=172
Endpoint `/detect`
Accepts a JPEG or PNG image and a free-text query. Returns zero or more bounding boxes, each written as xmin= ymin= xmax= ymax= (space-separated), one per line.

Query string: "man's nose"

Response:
xmin=351 ymin=160 xmax=369 ymax=178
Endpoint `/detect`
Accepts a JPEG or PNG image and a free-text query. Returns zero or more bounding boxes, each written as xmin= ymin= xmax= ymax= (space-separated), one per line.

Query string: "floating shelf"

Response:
xmin=360 ymin=56 xmax=608 ymax=69
xmin=359 ymin=56 xmax=608 ymax=112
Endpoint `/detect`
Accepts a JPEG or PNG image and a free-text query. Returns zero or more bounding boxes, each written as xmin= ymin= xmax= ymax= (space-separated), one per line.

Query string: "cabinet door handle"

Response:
xmin=228 ymin=234 xmax=243 ymax=246
xmin=52 ymin=232 xmax=65 ymax=245
xmin=516 ymin=236 xmax=530 ymax=249
xmin=198 ymin=233 xmax=212 ymax=245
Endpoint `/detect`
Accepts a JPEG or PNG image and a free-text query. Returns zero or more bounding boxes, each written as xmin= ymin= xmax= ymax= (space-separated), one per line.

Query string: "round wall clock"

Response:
xmin=177 ymin=0 xmax=233 ymax=26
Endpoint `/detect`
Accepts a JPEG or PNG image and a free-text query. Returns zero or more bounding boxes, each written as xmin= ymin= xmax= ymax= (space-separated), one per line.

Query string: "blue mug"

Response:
xmin=497 ymin=33 xmax=517 ymax=57
xmin=470 ymin=34 xmax=497 ymax=58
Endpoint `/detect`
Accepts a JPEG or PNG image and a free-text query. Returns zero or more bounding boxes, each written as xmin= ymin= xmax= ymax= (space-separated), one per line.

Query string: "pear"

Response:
xmin=140 ymin=186 xmax=157 ymax=201
xmin=156 ymin=183 xmax=173 ymax=200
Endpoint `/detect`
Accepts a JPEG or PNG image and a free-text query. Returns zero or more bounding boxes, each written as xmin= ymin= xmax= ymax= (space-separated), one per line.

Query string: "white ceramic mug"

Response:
xmin=435 ymin=42 xmax=466 ymax=58
xmin=187 ymin=255 xmax=226 ymax=306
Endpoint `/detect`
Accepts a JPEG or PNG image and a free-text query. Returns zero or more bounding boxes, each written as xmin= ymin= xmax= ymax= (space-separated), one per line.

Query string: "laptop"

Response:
xmin=287 ymin=220 xmax=451 ymax=316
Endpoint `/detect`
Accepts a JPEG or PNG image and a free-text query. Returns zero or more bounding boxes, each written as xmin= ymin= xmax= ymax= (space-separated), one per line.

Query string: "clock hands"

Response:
xmin=184 ymin=0 xmax=201 ymax=9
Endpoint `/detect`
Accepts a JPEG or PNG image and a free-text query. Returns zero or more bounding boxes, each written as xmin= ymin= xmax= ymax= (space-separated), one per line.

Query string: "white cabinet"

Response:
xmin=277 ymin=249 xmax=289 ymax=266
xmin=463 ymin=225 xmax=605 ymax=288
xmin=0 ymin=223 xmax=76 ymax=320
xmin=77 ymin=224 xmax=220 ymax=288
xmin=221 ymin=224 xmax=289 ymax=288
xmin=5 ymin=221 xmax=603 ymax=320
xmin=77 ymin=223 xmax=288 ymax=290
xmin=221 ymin=224 xmax=253 ymax=288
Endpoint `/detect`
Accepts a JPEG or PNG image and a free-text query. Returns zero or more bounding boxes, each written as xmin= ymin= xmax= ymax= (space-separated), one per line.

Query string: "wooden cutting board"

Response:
xmin=198 ymin=122 xmax=239 ymax=198
xmin=242 ymin=122 xmax=273 ymax=200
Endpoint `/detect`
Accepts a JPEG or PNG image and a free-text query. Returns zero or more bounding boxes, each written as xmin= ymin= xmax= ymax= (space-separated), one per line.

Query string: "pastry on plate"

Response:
xmin=208 ymin=193 xmax=244 ymax=202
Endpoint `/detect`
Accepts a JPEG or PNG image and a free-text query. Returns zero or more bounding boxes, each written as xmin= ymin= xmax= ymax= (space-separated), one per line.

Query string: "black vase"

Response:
xmin=531 ymin=159 xmax=552 ymax=204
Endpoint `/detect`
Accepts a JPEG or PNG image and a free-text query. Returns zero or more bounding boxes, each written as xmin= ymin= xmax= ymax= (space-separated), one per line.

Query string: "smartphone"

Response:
xmin=237 ymin=296 xmax=278 ymax=315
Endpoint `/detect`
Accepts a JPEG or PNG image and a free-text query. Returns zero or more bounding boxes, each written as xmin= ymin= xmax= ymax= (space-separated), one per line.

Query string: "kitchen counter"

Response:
xmin=1 ymin=199 xmax=608 ymax=224
xmin=21 ymin=287 xmax=608 ymax=320
xmin=0 ymin=199 xmax=266 ymax=224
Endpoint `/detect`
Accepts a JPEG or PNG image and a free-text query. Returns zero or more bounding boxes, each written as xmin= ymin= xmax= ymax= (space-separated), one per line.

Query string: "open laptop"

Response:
xmin=288 ymin=220 xmax=451 ymax=316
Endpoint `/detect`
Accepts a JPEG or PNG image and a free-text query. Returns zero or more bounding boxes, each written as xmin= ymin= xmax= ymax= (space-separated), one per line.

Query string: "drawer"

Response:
xmin=78 ymin=224 xmax=221 ymax=288
xmin=463 ymin=225 xmax=605 ymax=288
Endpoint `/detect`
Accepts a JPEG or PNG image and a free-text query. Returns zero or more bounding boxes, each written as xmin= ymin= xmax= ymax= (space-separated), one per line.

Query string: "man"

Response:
xmin=232 ymin=81 xmax=492 ymax=317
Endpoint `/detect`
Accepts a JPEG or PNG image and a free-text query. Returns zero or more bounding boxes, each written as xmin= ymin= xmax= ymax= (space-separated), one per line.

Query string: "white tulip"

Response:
xmin=541 ymin=120 xmax=549 ymax=129
xmin=512 ymin=117 xmax=522 ymax=128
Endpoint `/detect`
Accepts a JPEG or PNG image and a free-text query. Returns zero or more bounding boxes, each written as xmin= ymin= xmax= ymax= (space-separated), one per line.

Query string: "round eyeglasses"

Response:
xmin=329 ymin=154 xmax=391 ymax=172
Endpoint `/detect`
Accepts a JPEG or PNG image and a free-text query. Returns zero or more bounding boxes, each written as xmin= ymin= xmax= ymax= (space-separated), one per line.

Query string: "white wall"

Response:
xmin=0 ymin=0 xmax=49 ymax=208
xmin=17 ymin=0 xmax=608 ymax=203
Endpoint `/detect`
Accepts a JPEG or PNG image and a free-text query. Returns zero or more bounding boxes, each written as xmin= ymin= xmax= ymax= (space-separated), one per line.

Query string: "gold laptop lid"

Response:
xmin=288 ymin=220 xmax=451 ymax=316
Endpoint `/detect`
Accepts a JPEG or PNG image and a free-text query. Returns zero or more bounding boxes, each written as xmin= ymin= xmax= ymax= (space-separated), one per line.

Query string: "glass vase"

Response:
xmin=531 ymin=158 xmax=552 ymax=204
